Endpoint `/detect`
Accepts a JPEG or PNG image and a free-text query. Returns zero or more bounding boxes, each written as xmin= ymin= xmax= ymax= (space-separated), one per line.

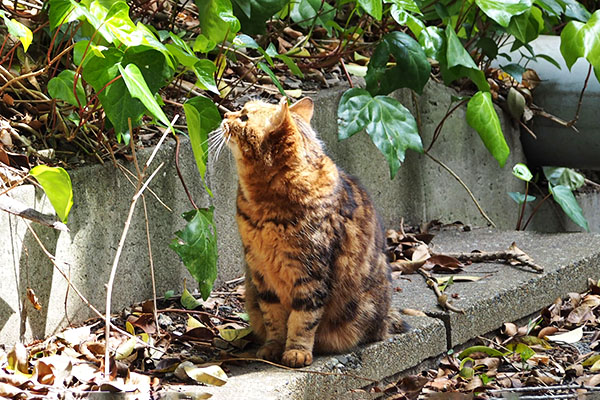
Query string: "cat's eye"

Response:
xmin=240 ymin=114 xmax=249 ymax=122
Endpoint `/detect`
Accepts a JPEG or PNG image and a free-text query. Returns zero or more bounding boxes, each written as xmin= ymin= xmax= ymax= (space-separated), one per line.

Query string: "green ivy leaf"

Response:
xmin=508 ymin=192 xmax=536 ymax=204
xmin=193 ymin=34 xmax=217 ymax=53
xmin=48 ymin=0 xmax=85 ymax=30
xmin=501 ymin=63 xmax=527 ymax=82
xmin=195 ymin=0 xmax=240 ymax=43
xmin=560 ymin=10 xmax=600 ymax=74
xmin=194 ymin=59 xmax=219 ymax=94
xmin=118 ymin=63 xmax=170 ymax=128
xmin=337 ymin=88 xmax=423 ymax=178
xmin=561 ymin=0 xmax=591 ymax=22
xmin=458 ymin=345 xmax=504 ymax=359
xmin=365 ymin=31 xmax=431 ymax=95
xmin=419 ymin=26 xmax=444 ymax=59
xmin=466 ymin=91 xmax=509 ymax=167
xmin=507 ymin=7 xmax=543 ymax=44
xmin=290 ymin=0 xmax=335 ymax=35
xmin=358 ymin=0 xmax=383 ymax=20
xmin=82 ymin=47 xmax=173 ymax=135
xmin=232 ymin=0 xmax=288 ymax=34
xmin=384 ymin=0 xmax=421 ymax=14
xmin=534 ymin=0 xmax=563 ymax=17
xmin=181 ymin=285 xmax=203 ymax=309
xmin=170 ymin=208 xmax=218 ymax=300
xmin=29 ymin=166 xmax=74 ymax=224
xmin=441 ymin=27 xmax=490 ymax=92
xmin=257 ymin=62 xmax=286 ymax=96
xmin=48 ymin=70 xmax=87 ymax=108
xmin=512 ymin=163 xmax=533 ymax=181
xmin=0 ymin=10 xmax=33 ymax=52
xmin=543 ymin=167 xmax=585 ymax=190
xmin=184 ymin=96 xmax=221 ymax=182
xmin=549 ymin=184 xmax=589 ymax=231
xmin=474 ymin=0 xmax=532 ymax=28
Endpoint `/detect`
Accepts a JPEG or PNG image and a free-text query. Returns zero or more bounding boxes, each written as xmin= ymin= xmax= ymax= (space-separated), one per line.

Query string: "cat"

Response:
xmin=216 ymin=97 xmax=406 ymax=368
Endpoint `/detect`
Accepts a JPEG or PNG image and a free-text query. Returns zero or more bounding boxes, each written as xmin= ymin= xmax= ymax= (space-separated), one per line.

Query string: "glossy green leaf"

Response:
xmin=561 ymin=0 xmax=591 ymax=22
xmin=560 ymin=10 xmax=600 ymax=71
xmin=389 ymin=6 xmax=425 ymax=36
xmin=458 ymin=345 xmax=504 ymax=359
xmin=466 ymin=91 xmax=509 ymax=167
xmin=501 ymin=63 xmax=527 ymax=82
xmin=257 ymin=62 xmax=286 ymax=96
xmin=474 ymin=0 xmax=532 ymax=27
xmin=549 ymin=184 xmax=589 ymax=231
xmin=184 ymin=96 xmax=221 ymax=181
xmin=29 ymin=166 xmax=74 ymax=224
xmin=507 ymin=6 xmax=543 ymax=44
xmin=290 ymin=0 xmax=335 ymax=34
xmin=232 ymin=0 xmax=287 ymax=34
xmin=543 ymin=167 xmax=585 ymax=190
xmin=170 ymin=208 xmax=219 ymax=300
xmin=385 ymin=0 xmax=421 ymax=14
xmin=508 ymin=192 xmax=536 ymax=204
xmin=512 ymin=163 xmax=533 ymax=181
xmin=48 ymin=70 xmax=87 ymax=108
xmin=0 ymin=12 xmax=32 ymax=52
xmin=358 ymin=0 xmax=383 ymax=20
xmin=118 ymin=63 xmax=170 ymax=128
xmin=48 ymin=0 xmax=86 ymax=29
xmin=506 ymin=342 xmax=536 ymax=361
xmin=276 ymin=54 xmax=304 ymax=78
xmin=338 ymin=88 xmax=423 ymax=178
xmin=365 ymin=32 xmax=431 ymax=95
xmin=193 ymin=34 xmax=217 ymax=53
xmin=419 ymin=26 xmax=444 ymax=59
xmin=534 ymin=0 xmax=563 ymax=17
xmin=194 ymin=59 xmax=219 ymax=94
xmin=195 ymin=0 xmax=240 ymax=43
xmin=181 ymin=285 xmax=203 ymax=309
xmin=445 ymin=26 xmax=478 ymax=69
xmin=82 ymin=47 xmax=173 ymax=135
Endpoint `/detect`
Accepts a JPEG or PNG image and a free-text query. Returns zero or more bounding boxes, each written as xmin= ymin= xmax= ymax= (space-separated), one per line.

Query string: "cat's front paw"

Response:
xmin=256 ymin=340 xmax=284 ymax=361
xmin=282 ymin=349 xmax=313 ymax=367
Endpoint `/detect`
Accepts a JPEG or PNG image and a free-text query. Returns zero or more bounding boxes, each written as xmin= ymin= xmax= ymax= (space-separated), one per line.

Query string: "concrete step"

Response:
xmin=168 ymin=229 xmax=600 ymax=399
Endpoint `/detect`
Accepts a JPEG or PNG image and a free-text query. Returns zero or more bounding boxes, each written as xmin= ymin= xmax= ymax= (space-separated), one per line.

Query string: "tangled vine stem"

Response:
xmin=424 ymin=151 xmax=497 ymax=228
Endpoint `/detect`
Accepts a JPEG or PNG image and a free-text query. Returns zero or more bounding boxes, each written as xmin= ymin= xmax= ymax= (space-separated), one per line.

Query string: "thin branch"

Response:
xmin=418 ymin=268 xmax=465 ymax=314
xmin=425 ymin=152 xmax=497 ymax=228
xmin=142 ymin=195 xmax=160 ymax=334
xmin=567 ymin=63 xmax=592 ymax=128
xmin=0 ymin=194 xmax=68 ymax=231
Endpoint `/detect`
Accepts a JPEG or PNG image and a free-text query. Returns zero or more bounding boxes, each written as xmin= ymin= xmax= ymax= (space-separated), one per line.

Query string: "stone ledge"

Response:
xmin=165 ymin=230 xmax=600 ymax=399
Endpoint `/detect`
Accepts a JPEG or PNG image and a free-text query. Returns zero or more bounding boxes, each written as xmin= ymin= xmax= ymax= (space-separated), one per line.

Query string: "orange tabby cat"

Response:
xmin=217 ymin=97 xmax=405 ymax=367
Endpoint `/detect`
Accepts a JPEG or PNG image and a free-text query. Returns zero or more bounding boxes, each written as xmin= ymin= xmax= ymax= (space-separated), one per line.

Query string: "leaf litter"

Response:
xmin=1 ymin=223 xmax=596 ymax=399
xmin=0 ymin=279 xmax=251 ymax=398
xmin=371 ymin=278 xmax=600 ymax=399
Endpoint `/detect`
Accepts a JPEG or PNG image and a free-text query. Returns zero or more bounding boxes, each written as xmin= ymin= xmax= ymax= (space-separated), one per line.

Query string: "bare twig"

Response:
xmin=567 ymin=64 xmax=592 ymax=128
xmin=425 ymin=152 xmax=497 ymax=228
xmin=0 ymin=194 xmax=68 ymax=231
xmin=439 ymin=243 xmax=544 ymax=273
xmin=417 ymin=268 xmax=465 ymax=314
xmin=142 ymin=195 xmax=160 ymax=334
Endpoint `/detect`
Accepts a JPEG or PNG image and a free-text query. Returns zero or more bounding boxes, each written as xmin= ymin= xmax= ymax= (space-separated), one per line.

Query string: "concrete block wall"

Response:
xmin=1 ymin=80 xmax=527 ymax=344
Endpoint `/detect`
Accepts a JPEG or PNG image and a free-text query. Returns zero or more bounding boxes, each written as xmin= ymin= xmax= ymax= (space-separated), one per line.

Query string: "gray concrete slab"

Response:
xmin=395 ymin=229 xmax=600 ymax=348
xmin=169 ymin=314 xmax=445 ymax=400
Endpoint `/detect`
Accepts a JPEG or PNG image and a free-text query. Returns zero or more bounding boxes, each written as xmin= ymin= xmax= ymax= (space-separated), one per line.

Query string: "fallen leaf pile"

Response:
xmin=376 ymin=278 xmax=600 ymax=399
xmin=0 ymin=281 xmax=251 ymax=398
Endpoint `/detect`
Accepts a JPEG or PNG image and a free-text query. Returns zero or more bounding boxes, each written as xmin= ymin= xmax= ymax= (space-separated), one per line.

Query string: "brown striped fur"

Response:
xmin=219 ymin=97 xmax=404 ymax=367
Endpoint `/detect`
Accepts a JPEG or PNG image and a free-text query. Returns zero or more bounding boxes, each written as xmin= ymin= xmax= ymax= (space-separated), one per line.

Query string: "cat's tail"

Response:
xmin=388 ymin=310 xmax=411 ymax=334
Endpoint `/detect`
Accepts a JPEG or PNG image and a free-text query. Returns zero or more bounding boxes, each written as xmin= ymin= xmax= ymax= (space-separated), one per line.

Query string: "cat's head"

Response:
xmin=217 ymin=97 xmax=317 ymax=165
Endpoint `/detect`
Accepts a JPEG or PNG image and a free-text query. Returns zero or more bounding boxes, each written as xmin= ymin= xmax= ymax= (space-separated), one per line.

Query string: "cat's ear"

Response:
xmin=289 ymin=97 xmax=314 ymax=123
xmin=269 ymin=97 xmax=291 ymax=130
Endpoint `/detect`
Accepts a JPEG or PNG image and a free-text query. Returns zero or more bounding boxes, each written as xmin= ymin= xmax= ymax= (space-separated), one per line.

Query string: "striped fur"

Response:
xmin=219 ymin=97 xmax=403 ymax=367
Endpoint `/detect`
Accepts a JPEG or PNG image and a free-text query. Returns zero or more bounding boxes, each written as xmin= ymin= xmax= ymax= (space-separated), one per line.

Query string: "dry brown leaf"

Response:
xmin=538 ymin=326 xmax=558 ymax=338
xmin=501 ymin=322 xmax=517 ymax=337
xmin=26 ymin=287 xmax=42 ymax=310
xmin=424 ymin=255 xmax=463 ymax=273
xmin=402 ymin=308 xmax=427 ymax=317
xmin=546 ymin=327 xmax=583 ymax=344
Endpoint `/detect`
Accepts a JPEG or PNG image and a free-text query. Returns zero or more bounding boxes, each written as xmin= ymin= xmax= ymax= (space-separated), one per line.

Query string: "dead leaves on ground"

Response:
xmin=0 ymin=285 xmax=251 ymax=398
xmin=381 ymin=279 xmax=600 ymax=399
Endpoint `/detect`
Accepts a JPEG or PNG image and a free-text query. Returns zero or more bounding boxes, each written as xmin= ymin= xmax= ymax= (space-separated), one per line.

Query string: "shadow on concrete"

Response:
xmin=18 ymin=221 xmax=58 ymax=341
